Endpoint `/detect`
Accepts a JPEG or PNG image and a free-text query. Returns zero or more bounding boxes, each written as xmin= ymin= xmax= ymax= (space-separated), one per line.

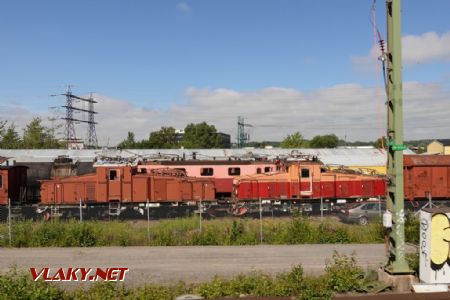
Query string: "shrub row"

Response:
xmin=0 ymin=252 xmax=374 ymax=300
xmin=0 ymin=214 xmax=419 ymax=248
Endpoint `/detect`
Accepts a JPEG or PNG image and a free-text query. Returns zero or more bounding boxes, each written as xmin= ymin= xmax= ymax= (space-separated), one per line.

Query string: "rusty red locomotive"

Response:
xmin=39 ymin=165 xmax=215 ymax=205
xmin=2 ymin=154 xmax=450 ymax=219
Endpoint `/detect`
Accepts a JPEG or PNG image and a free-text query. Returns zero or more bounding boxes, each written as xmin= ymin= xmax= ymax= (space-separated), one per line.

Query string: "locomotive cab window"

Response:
xmin=301 ymin=168 xmax=310 ymax=178
xmin=257 ymin=168 xmax=262 ymax=174
xmin=264 ymin=167 xmax=272 ymax=173
xmin=109 ymin=169 xmax=119 ymax=180
xmin=228 ymin=167 xmax=241 ymax=176
xmin=200 ymin=168 xmax=214 ymax=176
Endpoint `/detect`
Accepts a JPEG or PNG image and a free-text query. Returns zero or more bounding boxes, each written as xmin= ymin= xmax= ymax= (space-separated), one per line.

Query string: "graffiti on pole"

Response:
xmin=420 ymin=209 xmax=450 ymax=283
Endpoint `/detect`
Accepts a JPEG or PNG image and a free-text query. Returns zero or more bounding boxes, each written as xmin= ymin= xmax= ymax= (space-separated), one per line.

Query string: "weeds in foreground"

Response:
xmin=0 ymin=252 xmax=375 ymax=300
xmin=325 ymin=251 xmax=363 ymax=293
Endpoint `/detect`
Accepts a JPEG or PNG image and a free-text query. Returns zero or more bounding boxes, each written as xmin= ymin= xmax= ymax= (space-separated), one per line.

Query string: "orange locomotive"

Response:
xmin=39 ymin=165 xmax=215 ymax=206
xmin=233 ymin=160 xmax=386 ymax=203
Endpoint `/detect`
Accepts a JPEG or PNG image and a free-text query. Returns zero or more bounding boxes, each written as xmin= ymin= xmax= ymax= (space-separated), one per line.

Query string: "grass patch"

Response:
xmin=0 ymin=215 xmax=391 ymax=247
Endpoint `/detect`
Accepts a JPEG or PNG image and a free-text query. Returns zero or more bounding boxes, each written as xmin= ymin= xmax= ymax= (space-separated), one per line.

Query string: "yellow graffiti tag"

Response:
xmin=430 ymin=213 xmax=450 ymax=268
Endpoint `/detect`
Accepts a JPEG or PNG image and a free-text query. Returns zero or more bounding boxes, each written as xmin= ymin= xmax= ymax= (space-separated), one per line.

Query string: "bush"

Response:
xmin=325 ymin=251 xmax=363 ymax=293
xmin=195 ymin=276 xmax=230 ymax=298
xmin=298 ymin=276 xmax=332 ymax=300
xmin=317 ymin=223 xmax=350 ymax=243
xmin=10 ymin=220 xmax=34 ymax=247
xmin=192 ymin=229 xmax=220 ymax=245
xmin=229 ymin=220 xmax=244 ymax=244
xmin=405 ymin=213 xmax=420 ymax=244
xmin=0 ymin=268 xmax=64 ymax=300
xmin=406 ymin=251 xmax=419 ymax=275
xmin=284 ymin=215 xmax=313 ymax=244
xmin=273 ymin=265 xmax=304 ymax=296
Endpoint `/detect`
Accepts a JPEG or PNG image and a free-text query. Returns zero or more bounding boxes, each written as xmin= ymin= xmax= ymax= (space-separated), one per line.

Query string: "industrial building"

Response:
xmin=427 ymin=139 xmax=450 ymax=155
xmin=0 ymin=147 xmax=412 ymax=173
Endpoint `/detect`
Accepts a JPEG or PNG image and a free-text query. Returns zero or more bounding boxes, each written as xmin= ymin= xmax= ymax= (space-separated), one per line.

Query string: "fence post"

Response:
xmin=320 ymin=197 xmax=323 ymax=221
xmin=259 ymin=197 xmax=263 ymax=244
xmin=147 ymin=199 xmax=150 ymax=243
xmin=379 ymin=195 xmax=382 ymax=217
xmin=428 ymin=192 xmax=432 ymax=208
xmin=79 ymin=198 xmax=83 ymax=223
xmin=8 ymin=197 xmax=11 ymax=247
xmin=199 ymin=197 xmax=202 ymax=233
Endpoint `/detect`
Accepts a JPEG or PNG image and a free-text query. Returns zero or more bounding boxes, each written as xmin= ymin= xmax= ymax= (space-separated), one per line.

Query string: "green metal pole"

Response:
xmin=385 ymin=0 xmax=411 ymax=274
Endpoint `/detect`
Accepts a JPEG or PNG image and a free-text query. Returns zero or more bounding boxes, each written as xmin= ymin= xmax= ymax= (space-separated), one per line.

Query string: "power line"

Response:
xmin=237 ymin=116 xmax=253 ymax=148
xmin=58 ymin=86 xmax=99 ymax=149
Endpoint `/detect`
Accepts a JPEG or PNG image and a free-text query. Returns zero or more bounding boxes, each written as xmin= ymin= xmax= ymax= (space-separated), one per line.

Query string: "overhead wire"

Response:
xmin=369 ymin=0 xmax=387 ymax=148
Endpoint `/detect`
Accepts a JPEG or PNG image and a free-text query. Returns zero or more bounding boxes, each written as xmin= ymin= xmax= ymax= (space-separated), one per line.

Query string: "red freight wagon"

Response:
xmin=404 ymin=155 xmax=450 ymax=201
xmin=40 ymin=165 xmax=215 ymax=205
xmin=234 ymin=161 xmax=385 ymax=202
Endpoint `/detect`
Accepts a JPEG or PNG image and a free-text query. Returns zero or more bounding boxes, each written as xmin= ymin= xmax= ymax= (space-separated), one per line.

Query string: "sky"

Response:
xmin=1 ymin=0 xmax=450 ymax=145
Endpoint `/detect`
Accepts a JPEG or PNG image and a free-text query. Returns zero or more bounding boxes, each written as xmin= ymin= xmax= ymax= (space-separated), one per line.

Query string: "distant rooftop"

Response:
xmin=435 ymin=139 xmax=450 ymax=146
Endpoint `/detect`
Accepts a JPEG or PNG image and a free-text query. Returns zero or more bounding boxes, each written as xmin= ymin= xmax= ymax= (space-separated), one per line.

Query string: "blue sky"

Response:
xmin=1 ymin=1 xmax=450 ymax=144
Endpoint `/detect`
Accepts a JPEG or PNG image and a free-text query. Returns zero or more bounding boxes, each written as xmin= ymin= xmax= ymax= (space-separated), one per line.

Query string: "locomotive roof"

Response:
xmin=0 ymin=148 xmax=409 ymax=167
xmin=143 ymin=160 xmax=281 ymax=166
xmin=404 ymin=155 xmax=450 ymax=166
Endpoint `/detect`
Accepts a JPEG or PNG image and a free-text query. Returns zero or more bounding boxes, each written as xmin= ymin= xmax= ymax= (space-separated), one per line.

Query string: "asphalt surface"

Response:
xmin=0 ymin=244 xmax=416 ymax=286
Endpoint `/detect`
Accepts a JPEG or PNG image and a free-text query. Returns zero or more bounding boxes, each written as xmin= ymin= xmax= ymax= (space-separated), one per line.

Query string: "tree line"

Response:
xmin=0 ymin=118 xmax=61 ymax=149
xmin=117 ymin=122 xmax=227 ymax=149
xmin=279 ymin=132 xmax=391 ymax=149
xmin=1 ymin=117 xmax=421 ymax=150
xmin=118 ymin=126 xmax=382 ymax=150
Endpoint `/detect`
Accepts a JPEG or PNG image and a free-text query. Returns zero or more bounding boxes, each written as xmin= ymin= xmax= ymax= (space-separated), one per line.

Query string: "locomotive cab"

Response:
xmin=0 ymin=166 xmax=28 ymax=206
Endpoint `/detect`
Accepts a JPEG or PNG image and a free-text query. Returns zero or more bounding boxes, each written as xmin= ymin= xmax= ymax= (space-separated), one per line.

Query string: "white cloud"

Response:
xmin=93 ymin=95 xmax=163 ymax=146
xmin=352 ymin=31 xmax=450 ymax=72
xmin=0 ymin=105 xmax=36 ymax=130
xmin=403 ymin=31 xmax=450 ymax=64
xmin=3 ymin=82 xmax=449 ymax=146
xmin=176 ymin=2 xmax=191 ymax=13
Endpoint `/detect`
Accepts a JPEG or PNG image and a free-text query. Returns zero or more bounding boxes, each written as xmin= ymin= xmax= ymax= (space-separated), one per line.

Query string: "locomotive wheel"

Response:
xmin=359 ymin=216 xmax=368 ymax=226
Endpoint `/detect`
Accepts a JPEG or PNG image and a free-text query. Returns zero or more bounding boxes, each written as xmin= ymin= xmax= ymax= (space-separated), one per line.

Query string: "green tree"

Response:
xmin=373 ymin=136 xmax=387 ymax=149
xmin=0 ymin=120 xmax=6 ymax=137
xmin=309 ymin=134 xmax=339 ymax=148
xmin=117 ymin=131 xmax=137 ymax=149
xmin=148 ymin=127 xmax=178 ymax=149
xmin=280 ymin=132 xmax=307 ymax=148
xmin=0 ymin=125 xmax=22 ymax=149
xmin=22 ymin=117 xmax=60 ymax=149
xmin=183 ymin=122 xmax=223 ymax=149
